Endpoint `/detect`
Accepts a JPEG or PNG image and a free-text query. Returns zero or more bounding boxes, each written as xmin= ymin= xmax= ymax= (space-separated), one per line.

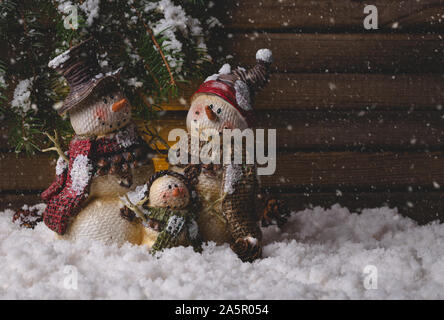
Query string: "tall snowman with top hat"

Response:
xmin=42 ymin=39 xmax=155 ymax=246
xmin=171 ymin=48 xmax=273 ymax=262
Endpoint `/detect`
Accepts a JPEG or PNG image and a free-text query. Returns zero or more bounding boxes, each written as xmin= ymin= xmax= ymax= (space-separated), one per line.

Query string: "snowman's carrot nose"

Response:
xmin=172 ymin=188 xmax=180 ymax=197
xmin=205 ymin=105 xmax=217 ymax=121
xmin=112 ymin=98 xmax=128 ymax=112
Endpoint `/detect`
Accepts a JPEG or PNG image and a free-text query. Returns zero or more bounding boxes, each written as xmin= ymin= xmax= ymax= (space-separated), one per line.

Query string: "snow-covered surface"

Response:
xmin=1 ymin=205 xmax=444 ymax=299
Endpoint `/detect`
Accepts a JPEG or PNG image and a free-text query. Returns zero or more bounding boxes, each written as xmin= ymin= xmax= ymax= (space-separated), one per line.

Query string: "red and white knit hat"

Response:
xmin=191 ymin=49 xmax=273 ymax=126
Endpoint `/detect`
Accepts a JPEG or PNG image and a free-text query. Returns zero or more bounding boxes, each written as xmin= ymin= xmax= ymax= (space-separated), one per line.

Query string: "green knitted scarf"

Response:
xmin=144 ymin=207 xmax=201 ymax=254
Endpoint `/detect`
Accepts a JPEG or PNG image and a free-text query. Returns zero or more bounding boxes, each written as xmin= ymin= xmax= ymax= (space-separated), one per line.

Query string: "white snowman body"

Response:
xmin=59 ymin=89 xmax=154 ymax=246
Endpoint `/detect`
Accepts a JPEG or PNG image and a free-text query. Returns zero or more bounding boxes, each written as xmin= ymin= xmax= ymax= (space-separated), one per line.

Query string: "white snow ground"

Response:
xmin=1 ymin=204 xmax=444 ymax=299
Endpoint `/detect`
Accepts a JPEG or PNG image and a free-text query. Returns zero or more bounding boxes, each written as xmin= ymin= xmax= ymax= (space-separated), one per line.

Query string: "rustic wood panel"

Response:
xmin=262 ymin=151 xmax=444 ymax=190
xmin=0 ymin=154 xmax=56 ymax=191
xmin=223 ymin=0 xmax=444 ymax=31
xmin=152 ymin=110 xmax=444 ymax=151
xmin=0 ymin=193 xmax=42 ymax=211
xmin=2 ymin=151 xmax=443 ymax=192
xmin=163 ymin=73 xmax=444 ymax=111
xmin=227 ymin=33 xmax=444 ymax=73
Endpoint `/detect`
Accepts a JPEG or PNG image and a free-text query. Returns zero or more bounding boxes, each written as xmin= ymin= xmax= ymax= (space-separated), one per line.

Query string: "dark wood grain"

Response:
xmin=222 ymin=0 xmax=444 ymax=31
xmin=0 ymin=193 xmax=42 ymax=211
xmin=262 ymin=151 xmax=444 ymax=190
xmin=226 ymin=33 xmax=444 ymax=73
xmin=152 ymin=110 xmax=444 ymax=151
xmin=163 ymin=73 xmax=444 ymax=111
xmin=0 ymin=154 xmax=56 ymax=192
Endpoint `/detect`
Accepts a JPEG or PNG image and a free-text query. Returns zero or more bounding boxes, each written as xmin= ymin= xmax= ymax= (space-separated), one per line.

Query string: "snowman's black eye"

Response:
xmin=110 ymin=94 xmax=114 ymax=100
xmin=103 ymin=98 xmax=107 ymax=104
xmin=209 ymin=104 xmax=213 ymax=109
xmin=174 ymin=184 xmax=178 ymax=188
xmin=217 ymin=108 xmax=222 ymax=114
xmin=168 ymin=185 xmax=172 ymax=189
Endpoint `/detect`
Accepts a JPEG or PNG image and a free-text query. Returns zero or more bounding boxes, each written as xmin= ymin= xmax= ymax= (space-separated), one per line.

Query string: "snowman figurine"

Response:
xmin=41 ymin=39 xmax=154 ymax=246
xmin=171 ymin=49 xmax=273 ymax=262
xmin=120 ymin=170 xmax=201 ymax=253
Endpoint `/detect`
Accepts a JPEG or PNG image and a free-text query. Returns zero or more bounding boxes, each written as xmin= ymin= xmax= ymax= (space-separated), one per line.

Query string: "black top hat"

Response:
xmin=48 ymin=38 xmax=121 ymax=115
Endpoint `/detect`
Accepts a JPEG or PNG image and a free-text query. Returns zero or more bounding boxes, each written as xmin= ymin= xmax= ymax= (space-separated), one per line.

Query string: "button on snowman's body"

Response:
xmin=42 ymin=39 xmax=154 ymax=246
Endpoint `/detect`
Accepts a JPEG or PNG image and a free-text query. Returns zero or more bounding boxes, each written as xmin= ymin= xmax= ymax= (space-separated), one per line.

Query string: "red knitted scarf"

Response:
xmin=41 ymin=124 xmax=142 ymax=234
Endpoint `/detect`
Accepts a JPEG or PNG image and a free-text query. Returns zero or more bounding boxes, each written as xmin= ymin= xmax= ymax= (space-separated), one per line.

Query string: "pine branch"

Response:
xmin=130 ymin=3 xmax=176 ymax=86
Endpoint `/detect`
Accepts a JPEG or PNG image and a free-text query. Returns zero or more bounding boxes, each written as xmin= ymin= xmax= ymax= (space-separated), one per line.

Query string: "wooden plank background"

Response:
xmin=1 ymin=1 xmax=444 ymax=224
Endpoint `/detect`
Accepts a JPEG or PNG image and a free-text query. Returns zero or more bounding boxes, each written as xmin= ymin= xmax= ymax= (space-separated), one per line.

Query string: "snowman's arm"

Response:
xmin=221 ymin=164 xmax=262 ymax=243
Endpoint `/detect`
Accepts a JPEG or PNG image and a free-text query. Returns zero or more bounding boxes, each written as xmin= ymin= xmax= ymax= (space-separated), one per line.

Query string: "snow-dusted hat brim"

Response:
xmin=58 ymin=70 xmax=121 ymax=115
xmin=192 ymin=80 xmax=254 ymax=126
xmin=49 ymin=38 xmax=122 ymax=115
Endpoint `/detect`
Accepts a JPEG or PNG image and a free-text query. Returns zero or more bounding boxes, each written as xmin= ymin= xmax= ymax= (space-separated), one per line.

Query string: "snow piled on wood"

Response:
xmin=1 ymin=205 xmax=444 ymax=299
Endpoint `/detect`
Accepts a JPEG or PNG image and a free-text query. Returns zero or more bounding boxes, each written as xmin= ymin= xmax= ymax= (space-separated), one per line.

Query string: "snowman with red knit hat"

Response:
xmin=41 ymin=39 xmax=154 ymax=246
xmin=172 ymin=49 xmax=273 ymax=262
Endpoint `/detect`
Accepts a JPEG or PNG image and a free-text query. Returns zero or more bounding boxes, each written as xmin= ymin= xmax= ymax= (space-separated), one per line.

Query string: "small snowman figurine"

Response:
xmin=120 ymin=170 xmax=201 ymax=253
xmin=171 ymin=49 xmax=273 ymax=262
xmin=41 ymin=39 xmax=154 ymax=246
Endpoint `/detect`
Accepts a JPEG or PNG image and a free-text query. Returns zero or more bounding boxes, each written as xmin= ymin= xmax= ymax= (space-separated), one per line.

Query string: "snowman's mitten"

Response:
xmin=41 ymin=157 xmax=68 ymax=203
xmin=222 ymin=164 xmax=262 ymax=261
xmin=230 ymin=237 xmax=262 ymax=263
xmin=119 ymin=206 xmax=136 ymax=222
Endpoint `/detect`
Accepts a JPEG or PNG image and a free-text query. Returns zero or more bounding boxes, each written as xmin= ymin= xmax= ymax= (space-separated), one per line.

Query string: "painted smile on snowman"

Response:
xmin=69 ymin=89 xmax=132 ymax=136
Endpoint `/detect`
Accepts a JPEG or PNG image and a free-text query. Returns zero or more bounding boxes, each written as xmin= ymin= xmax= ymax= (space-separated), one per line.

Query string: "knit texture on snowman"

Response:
xmin=120 ymin=171 xmax=202 ymax=253
xmin=41 ymin=123 xmax=146 ymax=234
xmin=198 ymin=48 xmax=273 ymax=127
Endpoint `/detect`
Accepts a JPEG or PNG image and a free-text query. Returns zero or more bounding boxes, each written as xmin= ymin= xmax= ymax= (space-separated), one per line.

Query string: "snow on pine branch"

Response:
xmin=56 ymin=0 xmax=100 ymax=26
xmin=11 ymin=78 xmax=36 ymax=115
xmin=144 ymin=0 xmax=210 ymax=71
